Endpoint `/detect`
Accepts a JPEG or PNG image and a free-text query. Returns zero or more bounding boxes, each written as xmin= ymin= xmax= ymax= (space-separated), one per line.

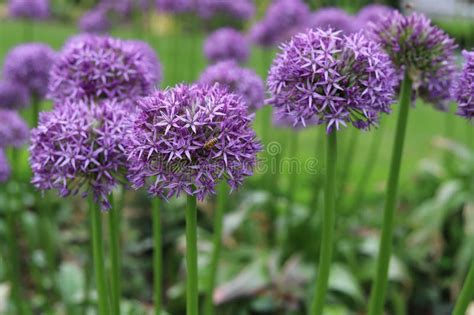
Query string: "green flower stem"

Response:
xmin=311 ymin=130 xmax=337 ymax=315
xmin=452 ymin=263 xmax=474 ymax=315
xmin=284 ymin=131 xmax=299 ymax=249
xmin=204 ymin=182 xmax=228 ymax=315
xmin=186 ymin=195 xmax=199 ymax=315
xmin=152 ymin=198 xmax=162 ymax=315
xmin=368 ymin=72 xmax=413 ymax=315
xmin=336 ymin=129 xmax=359 ymax=209
xmin=89 ymin=197 xmax=110 ymax=315
xmin=108 ymin=194 xmax=121 ymax=315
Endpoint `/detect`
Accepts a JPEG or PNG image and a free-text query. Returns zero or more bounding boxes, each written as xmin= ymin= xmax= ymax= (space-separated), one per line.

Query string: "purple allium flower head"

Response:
xmin=355 ymin=4 xmax=393 ymax=31
xmin=196 ymin=0 xmax=255 ymax=20
xmin=0 ymin=80 xmax=30 ymax=110
xmin=0 ymin=109 xmax=29 ymax=148
xmin=30 ymin=100 xmax=132 ymax=209
xmin=3 ymin=43 xmax=55 ymax=99
xmin=78 ymin=8 xmax=111 ymax=33
xmin=49 ymin=35 xmax=160 ymax=104
xmin=267 ymin=28 xmax=397 ymax=131
xmin=156 ymin=0 xmax=193 ymax=13
xmin=204 ymin=28 xmax=250 ymax=64
xmin=250 ymin=0 xmax=310 ymax=47
xmin=127 ymin=84 xmax=261 ymax=200
xmin=8 ymin=0 xmax=49 ymax=20
xmin=307 ymin=7 xmax=355 ymax=34
xmin=452 ymin=50 xmax=474 ymax=120
xmin=0 ymin=149 xmax=10 ymax=183
xmin=199 ymin=60 xmax=264 ymax=112
xmin=370 ymin=11 xmax=457 ymax=110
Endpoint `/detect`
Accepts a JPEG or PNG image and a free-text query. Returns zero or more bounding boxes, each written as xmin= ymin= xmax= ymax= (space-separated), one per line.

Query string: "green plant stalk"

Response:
xmin=367 ymin=72 xmax=413 ymax=315
xmin=107 ymin=194 xmax=121 ymax=315
xmin=186 ymin=195 xmax=199 ymax=315
xmin=204 ymin=182 xmax=228 ymax=315
xmin=89 ymin=197 xmax=110 ymax=315
xmin=453 ymin=263 xmax=474 ymax=315
xmin=152 ymin=198 xmax=162 ymax=315
xmin=311 ymin=130 xmax=337 ymax=315
xmin=336 ymin=129 xmax=359 ymax=209
xmin=284 ymin=131 xmax=299 ymax=249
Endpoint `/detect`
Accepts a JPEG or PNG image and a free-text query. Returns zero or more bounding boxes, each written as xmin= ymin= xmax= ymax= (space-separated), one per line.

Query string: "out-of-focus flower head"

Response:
xmin=8 ymin=0 xmax=49 ymax=20
xmin=267 ymin=28 xmax=397 ymax=132
xmin=49 ymin=34 xmax=161 ymax=104
xmin=196 ymin=0 xmax=255 ymax=20
xmin=0 ymin=149 xmax=10 ymax=183
xmin=0 ymin=109 xmax=29 ymax=148
xmin=204 ymin=28 xmax=250 ymax=64
xmin=3 ymin=43 xmax=56 ymax=99
xmin=199 ymin=60 xmax=264 ymax=112
xmin=78 ymin=7 xmax=111 ymax=33
xmin=30 ymin=100 xmax=133 ymax=209
xmin=452 ymin=50 xmax=474 ymax=120
xmin=355 ymin=4 xmax=393 ymax=31
xmin=307 ymin=7 xmax=355 ymax=34
xmin=127 ymin=83 xmax=261 ymax=200
xmin=250 ymin=0 xmax=310 ymax=47
xmin=370 ymin=11 xmax=457 ymax=110
xmin=156 ymin=0 xmax=193 ymax=13
xmin=0 ymin=80 xmax=30 ymax=110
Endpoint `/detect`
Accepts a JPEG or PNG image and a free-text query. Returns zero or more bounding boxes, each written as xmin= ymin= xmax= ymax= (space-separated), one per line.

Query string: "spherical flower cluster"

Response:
xmin=355 ymin=4 xmax=393 ymax=31
xmin=30 ymin=100 xmax=132 ymax=209
xmin=196 ymin=0 xmax=255 ymax=20
xmin=8 ymin=0 xmax=49 ymax=20
xmin=127 ymin=84 xmax=261 ymax=200
xmin=78 ymin=8 xmax=111 ymax=33
xmin=199 ymin=60 xmax=264 ymax=112
xmin=452 ymin=50 xmax=474 ymax=120
xmin=371 ymin=11 xmax=457 ymax=110
xmin=204 ymin=28 xmax=249 ymax=64
xmin=267 ymin=28 xmax=397 ymax=131
xmin=307 ymin=7 xmax=355 ymax=34
xmin=0 ymin=81 xmax=30 ymax=110
xmin=0 ymin=109 xmax=29 ymax=148
xmin=250 ymin=0 xmax=310 ymax=47
xmin=0 ymin=149 xmax=10 ymax=183
xmin=49 ymin=35 xmax=161 ymax=104
xmin=156 ymin=0 xmax=193 ymax=13
xmin=3 ymin=43 xmax=56 ymax=99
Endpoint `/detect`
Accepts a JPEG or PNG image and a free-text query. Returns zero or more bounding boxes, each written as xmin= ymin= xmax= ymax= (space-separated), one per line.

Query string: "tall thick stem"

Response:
xmin=152 ymin=198 xmax=162 ymax=315
xmin=452 ymin=263 xmax=474 ymax=315
xmin=367 ymin=72 xmax=412 ymax=315
xmin=108 ymin=195 xmax=121 ymax=315
xmin=311 ymin=130 xmax=337 ymax=315
xmin=186 ymin=195 xmax=199 ymax=315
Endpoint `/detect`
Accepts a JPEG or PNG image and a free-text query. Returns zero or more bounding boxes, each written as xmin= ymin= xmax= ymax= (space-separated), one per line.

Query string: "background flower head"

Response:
xmin=355 ymin=4 xmax=393 ymax=31
xmin=204 ymin=28 xmax=250 ymax=64
xmin=370 ymin=11 xmax=457 ymax=110
xmin=452 ymin=50 xmax=474 ymax=120
xmin=8 ymin=0 xmax=49 ymax=20
xmin=3 ymin=43 xmax=56 ymax=99
xmin=78 ymin=7 xmax=111 ymax=34
xmin=196 ymin=0 xmax=255 ymax=20
xmin=127 ymin=84 xmax=261 ymax=200
xmin=267 ymin=28 xmax=397 ymax=131
xmin=307 ymin=7 xmax=355 ymax=34
xmin=0 ymin=109 xmax=29 ymax=148
xmin=199 ymin=60 xmax=264 ymax=112
xmin=49 ymin=35 xmax=161 ymax=104
xmin=156 ymin=0 xmax=193 ymax=13
xmin=0 ymin=149 xmax=11 ymax=183
xmin=29 ymin=100 xmax=133 ymax=209
xmin=0 ymin=80 xmax=30 ymax=110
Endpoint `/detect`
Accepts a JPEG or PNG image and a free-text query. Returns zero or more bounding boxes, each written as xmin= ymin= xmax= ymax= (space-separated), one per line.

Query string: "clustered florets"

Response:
xmin=48 ymin=35 xmax=161 ymax=104
xmin=371 ymin=11 xmax=457 ymax=110
xmin=200 ymin=60 xmax=264 ymax=112
xmin=204 ymin=28 xmax=250 ymax=64
xmin=355 ymin=4 xmax=393 ymax=31
xmin=127 ymin=84 xmax=261 ymax=200
xmin=452 ymin=50 xmax=474 ymax=120
xmin=3 ymin=43 xmax=56 ymax=99
xmin=267 ymin=28 xmax=397 ymax=131
xmin=29 ymin=100 xmax=133 ymax=209
xmin=0 ymin=149 xmax=10 ymax=183
xmin=0 ymin=80 xmax=30 ymax=110
xmin=0 ymin=110 xmax=29 ymax=148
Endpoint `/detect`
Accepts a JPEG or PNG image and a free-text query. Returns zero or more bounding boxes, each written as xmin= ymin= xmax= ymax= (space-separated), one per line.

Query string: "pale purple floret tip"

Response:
xmin=0 ymin=109 xmax=29 ymax=148
xmin=29 ymin=100 xmax=133 ymax=209
xmin=127 ymin=84 xmax=261 ymax=200
xmin=0 ymin=149 xmax=10 ymax=183
xmin=0 ymin=81 xmax=30 ymax=110
xmin=452 ymin=50 xmax=474 ymax=120
xmin=199 ymin=60 xmax=264 ymax=112
xmin=204 ymin=28 xmax=250 ymax=64
xmin=49 ymin=35 xmax=161 ymax=104
xmin=267 ymin=28 xmax=397 ymax=132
